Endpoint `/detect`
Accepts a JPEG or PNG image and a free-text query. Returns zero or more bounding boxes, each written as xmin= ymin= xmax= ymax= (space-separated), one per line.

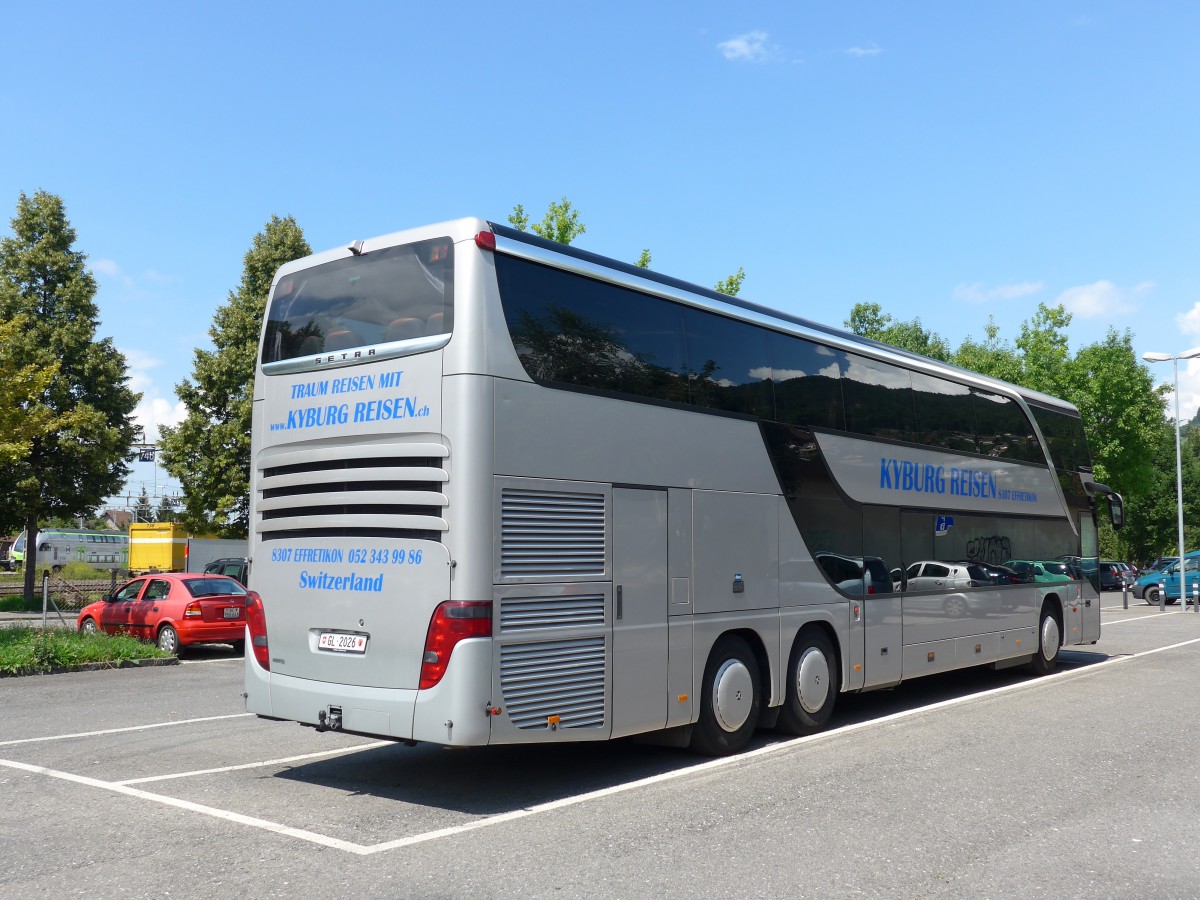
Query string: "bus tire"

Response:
xmin=1030 ymin=601 xmax=1061 ymax=676
xmin=777 ymin=629 xmax=840 ymax=736
xmin=157 ymin=624 xmax=180 ymax=655
xmin=690 ymin=635 xmax=761 ymax=756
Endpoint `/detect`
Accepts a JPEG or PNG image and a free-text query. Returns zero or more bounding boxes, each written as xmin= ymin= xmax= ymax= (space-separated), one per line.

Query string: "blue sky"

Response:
xmin=2 ymin=2 xmax=1199 ymax=510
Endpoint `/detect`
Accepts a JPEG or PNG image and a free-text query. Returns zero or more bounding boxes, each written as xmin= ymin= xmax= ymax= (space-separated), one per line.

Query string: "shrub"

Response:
xmin=58 ymin=561 xmax=111 ymax=580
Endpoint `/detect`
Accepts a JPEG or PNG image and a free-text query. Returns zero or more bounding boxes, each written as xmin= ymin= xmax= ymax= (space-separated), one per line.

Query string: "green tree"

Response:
xmin=507 ymin=200 xmax=746 ymax=294
xmin=1013 ymin=303 xmax=1074 ymax=397
xmin=0 ymin=315 xmax=59 ymax=466
xmin=714 ymin=267 xmax=746 ymax=298
xmin=159 ymin=216 xmax=311 ymax=538
xmin=951 ymin=317 xmax=1022 ymax=384
xmin=1067 ymin=328 xmax=1167 ymax=500
xmin=0 ymin=191 xmax=139 ymax=601
xmin=845 ymin=302 xmax=951 ymax=361
xmin=133 ymin=489 xmax=153 ymax=524
xmin=154 ymin=495 xmax=178 ymax=523
xmin=508 ymin=197 xmax=587 ymax=245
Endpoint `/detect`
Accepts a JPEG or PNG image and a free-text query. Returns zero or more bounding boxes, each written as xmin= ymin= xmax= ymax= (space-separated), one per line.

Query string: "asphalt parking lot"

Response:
xmin=3 ymin=599 xmax=1200 ymax=898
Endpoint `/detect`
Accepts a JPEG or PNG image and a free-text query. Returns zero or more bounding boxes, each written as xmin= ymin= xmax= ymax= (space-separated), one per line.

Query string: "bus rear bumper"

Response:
xmin=244 ymin=638 xmax=492 ymax=747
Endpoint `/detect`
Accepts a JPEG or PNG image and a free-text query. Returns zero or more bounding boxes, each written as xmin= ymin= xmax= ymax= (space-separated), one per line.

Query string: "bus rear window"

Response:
xmin=262 ymin=237 xmax=453 ymax=364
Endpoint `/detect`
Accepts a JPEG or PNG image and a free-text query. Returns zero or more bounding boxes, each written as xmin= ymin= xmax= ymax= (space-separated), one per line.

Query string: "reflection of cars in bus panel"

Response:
xmin=1003 ymin=560 xmax=1073 ymax=584
xmin=901 ymin=561 xmax=987 ymax=592
xmin=815 ymin=553 xmax=891 ymax=595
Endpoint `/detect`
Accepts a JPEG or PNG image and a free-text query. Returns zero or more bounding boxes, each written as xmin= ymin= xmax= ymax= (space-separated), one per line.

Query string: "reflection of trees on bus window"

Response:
xmin=261 ymin=238 xmax=454 ymax=364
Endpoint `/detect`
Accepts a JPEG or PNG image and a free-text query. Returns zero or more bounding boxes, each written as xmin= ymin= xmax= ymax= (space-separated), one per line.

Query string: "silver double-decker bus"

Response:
xmin=244 ymin=218 xmax=1124 ymax=755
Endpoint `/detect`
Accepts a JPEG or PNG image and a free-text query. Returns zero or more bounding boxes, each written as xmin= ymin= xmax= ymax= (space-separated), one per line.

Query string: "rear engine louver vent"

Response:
xmin=256 ymin=443 xmax=448 ymax=542
xmin=500 ymin=489 xmax=605 ymax=578
xmin=499 ymin=593 xmax=606 ymax=632
xmin=499 ymin=637 xmax=606 ymax=730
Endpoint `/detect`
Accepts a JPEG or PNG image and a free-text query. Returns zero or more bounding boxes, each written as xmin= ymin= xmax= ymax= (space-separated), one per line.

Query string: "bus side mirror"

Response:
xmin=1108 ymin=493 xmax=1124 ymax=530
xmin=1089 ymin=481 xmax=1124 ymax=530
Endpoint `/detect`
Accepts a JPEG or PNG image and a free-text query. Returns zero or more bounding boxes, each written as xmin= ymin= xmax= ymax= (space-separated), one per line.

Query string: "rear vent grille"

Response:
xmin=499 ymin=637 xmax=606 ymax=730
xmin=500 ymin=489 xmax=606 ymax=578
xmin=255 ymin=443 xmax=448 ymax=542
xmin=499 ymin=593 xmax=606 ymax=632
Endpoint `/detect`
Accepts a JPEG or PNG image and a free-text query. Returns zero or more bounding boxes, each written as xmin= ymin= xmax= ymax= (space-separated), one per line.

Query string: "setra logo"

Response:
xmin=315 ymin=349 xmax=376 ymax=365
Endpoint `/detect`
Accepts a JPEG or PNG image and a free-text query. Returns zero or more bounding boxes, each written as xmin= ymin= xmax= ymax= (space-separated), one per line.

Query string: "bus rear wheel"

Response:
xmin=1030 ymin=602 xmax=1061 ymax=676
xmin=690 ymin=635 xmax=761 ymax=756
xmin=777 ymin=630 xmax=840 ymax=736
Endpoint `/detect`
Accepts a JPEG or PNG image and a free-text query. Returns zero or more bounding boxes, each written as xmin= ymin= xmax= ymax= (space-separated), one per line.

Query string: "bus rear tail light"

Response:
xmin=420 ymin=601 xmax=492 ymax=690
xmin=245 ymin=591 xmax=270 ymax=671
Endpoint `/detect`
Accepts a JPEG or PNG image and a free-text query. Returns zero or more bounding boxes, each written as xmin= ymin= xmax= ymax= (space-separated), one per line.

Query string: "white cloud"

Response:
xmin=132 ymin=395 xmax=188 ymax=443
xmin=119 ymin=348 xmax=186 ymax=442
xmin=91 ymin=258 xmax=122 ymax=277
xmin=1176 ymin=302 xmax=1200 ymax=337
xmin=844 ymin=44 xmax=883 ymax=57
xmin=717 ymin=31 xmax=776 ymax=63
xmin=91 ymin=259 xmax=179 ymax=290
xmin=1148 ymin=356 xmax=1200 ymax=428
xmin=143 ymin=268 xmax=180 ymax=285
xmin=953 ymin=281 xmax=1044 ymax=304
xmin=1054 ymin=280 xmax=1150 ymax=319
xmin=1180 ymin=359 xmax=1200 ymax=424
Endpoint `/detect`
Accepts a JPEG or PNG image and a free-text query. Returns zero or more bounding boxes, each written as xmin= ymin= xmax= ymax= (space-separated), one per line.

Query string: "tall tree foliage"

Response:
xmin=154 ymin=495 xmax=178 ymax=523
xmin=133 ymin=489 xmax=153 ymax=524
xmin=159 ymin=216 xmax=311 ymax=538
xmin=845 ymin=302 xmax=952 ymax=361
xmin=0 ymin=315 xmax=59 ymax=466
xmin=508 ymin=197 xmax=587 ymax=245
xmin=0 ymin=191 xmax=139 ymax=599
xmin=509 ymin=199 xmax=746 ymax=292
xmin=714 ymin=267 xmax=746 ymax=298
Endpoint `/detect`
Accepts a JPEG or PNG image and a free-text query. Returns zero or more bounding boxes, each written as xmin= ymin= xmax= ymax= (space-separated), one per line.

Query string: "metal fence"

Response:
xmin=0 ymin=572 xmax=122 ymax=613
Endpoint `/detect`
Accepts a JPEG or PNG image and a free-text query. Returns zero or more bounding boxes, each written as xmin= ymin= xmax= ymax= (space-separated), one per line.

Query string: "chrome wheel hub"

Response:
xmin=797 ymin=647 xmax=830 ymax=714
xmin=713 ymin=659 xmax=753 ymax=732
xmin=1041 ymin=616 xmax=1060 ymax=661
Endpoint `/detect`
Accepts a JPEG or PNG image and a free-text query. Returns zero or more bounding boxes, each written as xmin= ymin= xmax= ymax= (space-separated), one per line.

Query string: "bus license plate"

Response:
xmin=223 ymin=607 xmax=241 ymax=619
xmin=318 ymin=632 xmax=367 ymax=654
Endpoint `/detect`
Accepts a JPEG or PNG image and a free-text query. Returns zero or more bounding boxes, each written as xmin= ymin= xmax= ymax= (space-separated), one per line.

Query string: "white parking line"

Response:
xmin=0 ymin=759 xmax=365 ymax=854
xmin=1098 ymin=609 xmax=1200 ymax=623
xmin=116 ymin=742 xmax=393 ymax=785
xmin=0 ymin=713 xmax=252 ymax=747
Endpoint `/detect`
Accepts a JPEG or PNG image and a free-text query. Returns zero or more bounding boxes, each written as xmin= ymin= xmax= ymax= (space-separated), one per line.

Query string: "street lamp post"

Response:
xmin=1143 ymin=348 xmax=1200 ymax=611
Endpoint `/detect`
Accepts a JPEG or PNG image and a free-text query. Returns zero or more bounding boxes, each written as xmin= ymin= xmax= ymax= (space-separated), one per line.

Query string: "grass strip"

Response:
xmin=0 ymin=627 xmax=172 ymax=676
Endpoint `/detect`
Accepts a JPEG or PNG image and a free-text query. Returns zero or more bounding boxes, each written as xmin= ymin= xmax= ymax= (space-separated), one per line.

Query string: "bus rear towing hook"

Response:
xmin=316 ymin=708 xmax=342 ymax=732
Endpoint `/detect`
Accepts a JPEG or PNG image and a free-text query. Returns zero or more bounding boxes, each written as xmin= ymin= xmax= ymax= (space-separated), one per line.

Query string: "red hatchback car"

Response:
xmin=77 ymin=573 xmax=248 ymax=655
